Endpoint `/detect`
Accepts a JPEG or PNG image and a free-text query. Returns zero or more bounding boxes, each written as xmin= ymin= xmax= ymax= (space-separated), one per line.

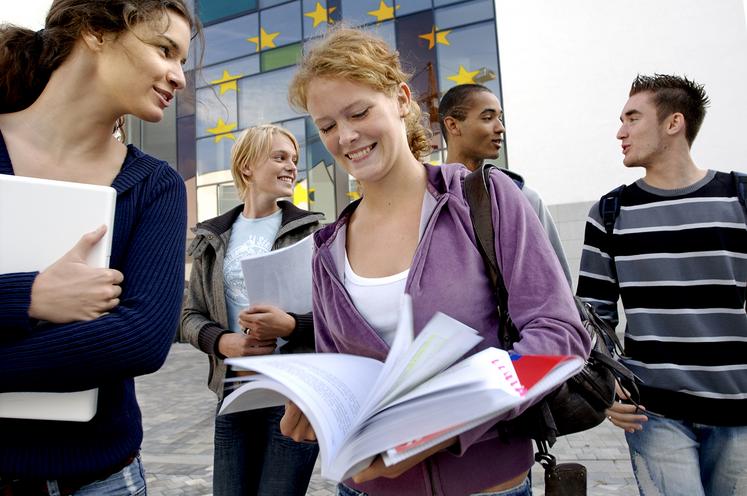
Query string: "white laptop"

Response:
xmin=0 ymin=174 xmax=116 ymax=422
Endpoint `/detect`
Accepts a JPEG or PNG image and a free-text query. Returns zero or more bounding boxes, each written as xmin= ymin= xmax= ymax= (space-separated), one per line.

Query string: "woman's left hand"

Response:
xmin=351 ymin=437 xmax=456 ymax=484
xmin=238 ymin=304 xmax=295 ymax=340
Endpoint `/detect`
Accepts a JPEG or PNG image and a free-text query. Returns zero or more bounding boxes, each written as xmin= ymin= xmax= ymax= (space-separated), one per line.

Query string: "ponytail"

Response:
xmin=0 ymin=26 xmax=55 ymax=113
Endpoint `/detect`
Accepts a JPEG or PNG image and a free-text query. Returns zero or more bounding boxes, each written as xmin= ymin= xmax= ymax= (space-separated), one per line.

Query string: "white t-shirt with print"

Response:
xmin=223 ymin=209 xmax=282 ymax=333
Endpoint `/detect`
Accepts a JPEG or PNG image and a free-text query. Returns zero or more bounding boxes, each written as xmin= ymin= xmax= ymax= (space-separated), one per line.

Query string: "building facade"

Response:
xmin=128 ymin=0 xmax=747 ymax=286
xmin=133 ymin=0 xmax=506 ymax=229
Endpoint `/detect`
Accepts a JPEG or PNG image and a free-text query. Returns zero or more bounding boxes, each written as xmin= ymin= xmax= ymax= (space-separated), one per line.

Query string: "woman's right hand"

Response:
xmin=28 ymin=226 xmax=124 ymax=323
xmin=217 ymin=332 xmax=277 ymax=358
xmin=280 ymin=400 xmax=317 ymax=442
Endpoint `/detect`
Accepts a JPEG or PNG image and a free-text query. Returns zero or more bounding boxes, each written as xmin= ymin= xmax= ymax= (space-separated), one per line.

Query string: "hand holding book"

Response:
xmin=220 ymin=295 xmax=583 ymax=482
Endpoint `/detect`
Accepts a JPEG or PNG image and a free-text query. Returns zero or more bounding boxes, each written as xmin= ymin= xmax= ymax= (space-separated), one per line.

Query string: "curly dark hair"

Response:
xmin=629 ymin=74 xmax=710 ymax=145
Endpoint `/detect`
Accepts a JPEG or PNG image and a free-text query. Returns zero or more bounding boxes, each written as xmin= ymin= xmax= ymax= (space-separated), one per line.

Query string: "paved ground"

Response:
xmin=137 ymin=344 xmax=639 ymax=495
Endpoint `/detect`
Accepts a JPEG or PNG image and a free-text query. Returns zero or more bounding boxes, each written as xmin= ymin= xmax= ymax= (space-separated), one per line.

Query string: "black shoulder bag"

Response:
xmin=463 ymin=164 xmax=639 ymax=495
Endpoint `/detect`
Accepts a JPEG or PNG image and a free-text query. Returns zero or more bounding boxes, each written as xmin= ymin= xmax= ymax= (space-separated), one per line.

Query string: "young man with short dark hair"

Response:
xmin=438 ymin=84 xmax=573 ymax=286
xmin=577 ymin=74 xmax=747 ymax=495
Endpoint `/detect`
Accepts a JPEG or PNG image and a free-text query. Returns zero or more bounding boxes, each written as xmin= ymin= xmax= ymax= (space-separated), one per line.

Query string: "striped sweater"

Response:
xmin=577 ymin=170 xmax=747 ymax=426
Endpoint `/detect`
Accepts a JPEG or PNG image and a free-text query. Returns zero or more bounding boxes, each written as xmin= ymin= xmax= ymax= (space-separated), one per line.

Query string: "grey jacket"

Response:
xmin=181 ymin=201 xmax=324 ymax=399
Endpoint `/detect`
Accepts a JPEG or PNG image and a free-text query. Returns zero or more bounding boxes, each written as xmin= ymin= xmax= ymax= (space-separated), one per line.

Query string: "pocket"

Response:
xmin=75 ymin=456 xmax=147 ymax=496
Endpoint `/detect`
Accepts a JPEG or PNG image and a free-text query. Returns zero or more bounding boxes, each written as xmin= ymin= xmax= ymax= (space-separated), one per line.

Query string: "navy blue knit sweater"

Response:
xmin=0 ymin=133 xmax=186 ymax=479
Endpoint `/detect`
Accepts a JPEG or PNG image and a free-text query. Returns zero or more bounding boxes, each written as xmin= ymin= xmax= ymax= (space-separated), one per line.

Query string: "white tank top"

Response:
xmin=344 ymin=252 xmax=409 ymax=346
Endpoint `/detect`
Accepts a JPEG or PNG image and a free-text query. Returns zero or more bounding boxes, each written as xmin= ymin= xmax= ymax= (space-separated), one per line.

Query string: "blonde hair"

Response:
xmin=288 ymin=27 xmax=431 ymax=160
xmin=230 ymin=124 xmax=299 ymax=199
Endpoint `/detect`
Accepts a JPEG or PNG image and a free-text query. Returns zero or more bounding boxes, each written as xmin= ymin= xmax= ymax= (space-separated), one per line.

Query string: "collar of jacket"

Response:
xmin=193 ymin=200 xmax=324 ymax=239
xmin=313 ymin=163 xmax=458 ymax=249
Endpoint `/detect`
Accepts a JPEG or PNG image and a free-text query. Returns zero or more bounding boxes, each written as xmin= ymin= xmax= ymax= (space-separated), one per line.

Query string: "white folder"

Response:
xmin=0 ymin=174 xmax=116 ymax=421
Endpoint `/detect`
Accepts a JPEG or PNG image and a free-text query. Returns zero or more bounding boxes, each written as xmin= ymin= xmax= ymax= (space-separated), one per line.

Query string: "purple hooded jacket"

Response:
xmin=311 ymin=163 xmax=590 ymax=496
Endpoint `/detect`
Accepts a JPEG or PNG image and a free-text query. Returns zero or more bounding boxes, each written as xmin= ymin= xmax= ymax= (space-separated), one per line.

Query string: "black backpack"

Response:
xmin=463 ymin=164 xmax=639 ymax=477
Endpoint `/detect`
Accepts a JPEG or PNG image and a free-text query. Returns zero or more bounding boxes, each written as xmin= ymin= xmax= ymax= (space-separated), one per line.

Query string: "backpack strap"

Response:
xmin=464 ymin=164 xmax=520 ymax=348
xmin=465 ymin=165 xmax=559 ymax=445
xmin=598 ymin=185 xmax=625 ymax=236
xmin=732 ymin=171 xmax=747 ymax=212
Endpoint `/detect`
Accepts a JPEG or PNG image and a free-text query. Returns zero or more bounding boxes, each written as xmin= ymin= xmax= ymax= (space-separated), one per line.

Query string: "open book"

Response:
xmin=220 ymin=295 xmax=583 ymax=482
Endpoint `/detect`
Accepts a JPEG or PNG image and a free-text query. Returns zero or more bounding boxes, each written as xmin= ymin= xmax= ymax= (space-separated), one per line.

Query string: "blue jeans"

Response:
xmin=337 ymin=477 xmax=531 ymax=496
xmin=213 ymin=404 xmax=319 ymax=496
xmin=59 ymin=455 xmax=145 ymax=495
xmin=625 ymin=413 xmax=747 ymax=496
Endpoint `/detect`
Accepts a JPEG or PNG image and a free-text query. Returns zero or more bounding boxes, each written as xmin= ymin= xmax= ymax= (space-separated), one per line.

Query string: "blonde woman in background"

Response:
xmin=182 ymin=124 xmax=322 ymax=496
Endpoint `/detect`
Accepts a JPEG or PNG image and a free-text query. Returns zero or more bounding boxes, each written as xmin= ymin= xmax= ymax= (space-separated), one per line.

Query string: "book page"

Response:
xmin=220 ymin=353 xmax=382 ymax=467
xmin=240 ymin=234 xmax=313 ymax=314
xmin=379 ymin=349 xmax=585 ymax=465
xmin=368 ymin=311 xmax=482 ymax=413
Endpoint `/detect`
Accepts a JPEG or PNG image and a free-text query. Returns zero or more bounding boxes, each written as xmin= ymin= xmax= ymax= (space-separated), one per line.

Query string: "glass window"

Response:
xmin=177 ymin=70 xmax=196 ymax=117
xmin=142 ymin=104 xmax=177 ymax=168
xmin=237 ymin=67 xmax=301 ymax=128
xmin=394 ymin=0 xmax=431 ymax=17
xmin=177 ymin=116 xmax=197 ymax=179
xmin=303 ymin=117 xmax=337 ymax=218
xmin=260 ymin=0 xmax=291 ymax=7
xmin=203 ymin=14 xmax=258 ymax=66
xmin=302 ymin=0 xmax=334 ymax=39
xmin=394 ymin=11 xmax=437 ymax=124
xmin=434 ymin=0 xmax=493 ymax=30
xmin=261 ymin=43 xmax=302 ymax=71
xmin=341 ymin=0 xmax=398 ymax=27
xmin=184 ymin=32 xmax=198 ymax=72
xmin=437 ymin=21 xmax=501 ymax=98
xmin=361 ymin=20 xmax=396 ymax=49
xmin=197 ymin=134 xmax=236 ymax=175
xmin=196 ymin=87 xmax=238 ymax=139
xmin=218 ymin=182 xmax=242 ymax=214
xmin=197 ymin=55 xmax=260 ymax=89
xmin=433 ymin=0 xmax=461 ymax=6
xmin=260 ymin=1 xmax=302 ymax=49
xmin=198 ymin=0 xmax=257 ymax=25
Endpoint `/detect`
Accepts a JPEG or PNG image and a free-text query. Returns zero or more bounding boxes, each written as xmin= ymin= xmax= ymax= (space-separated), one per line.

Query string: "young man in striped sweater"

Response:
xmin=577 ymin=74 xmax=747 ymax=496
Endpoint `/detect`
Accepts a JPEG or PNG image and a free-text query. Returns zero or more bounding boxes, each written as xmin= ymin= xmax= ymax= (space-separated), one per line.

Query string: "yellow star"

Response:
xmin=206 ymin=119 xmax=237 ymax=143
xmin=293 ymin=182 xmax=307 ymax=205
xmin=367 ymin=1 xmax=399 ymax=22
xmin=210 ymin=70 xmax=242 ymax=95
xmin=304 ymin=2 xmax=336 ymax=28
xmin=447 ymin=65 xmax=480 ymax=85
xmin=247 ymin=28 xmax=281 ymax=51
xmin=418 ymin=26 xmax=451 ymax=50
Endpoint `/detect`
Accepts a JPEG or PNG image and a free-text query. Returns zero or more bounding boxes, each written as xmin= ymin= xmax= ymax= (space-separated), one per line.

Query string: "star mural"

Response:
xmin=419 ymin=25 xmax=451 ymax=50
xmin=207 ymin=119 xmax=237 ymax=143
xmin=210 ymin=70 xmax=242 ymax=95
xmin=368 ymin=1 xmax=398 ymax=22
xmin=293 ymin=182 xmax=315 ymax=206
xmin=447 ymin=65 xmax=480 ymax=85
xmin=305 ymin=2 xmax=336 ymax=28
xmin=247 ymin=27 xmax=280 ymax=51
